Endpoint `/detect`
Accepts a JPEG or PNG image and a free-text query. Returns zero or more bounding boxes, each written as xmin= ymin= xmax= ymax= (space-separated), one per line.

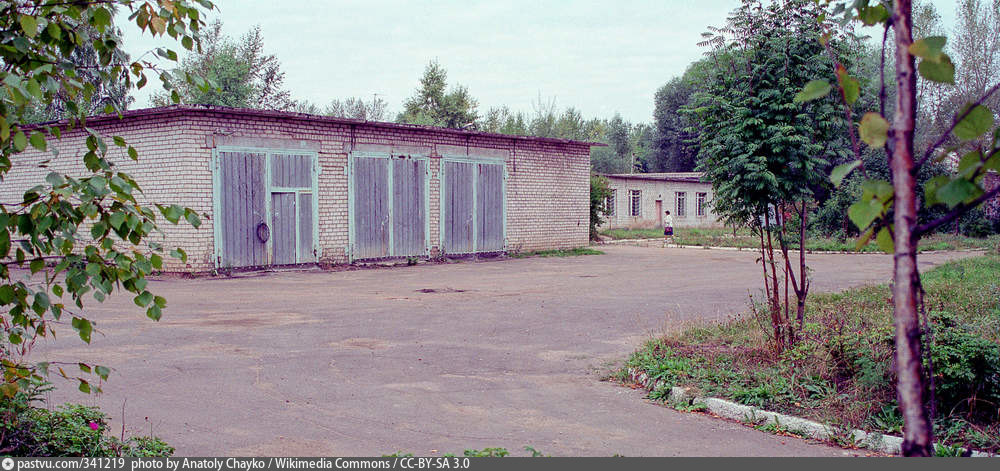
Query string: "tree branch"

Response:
xmin=915 ymin=81 xmax=1000 ymax=169
xmin=914 ymin=184 xmax=1000 ymax=236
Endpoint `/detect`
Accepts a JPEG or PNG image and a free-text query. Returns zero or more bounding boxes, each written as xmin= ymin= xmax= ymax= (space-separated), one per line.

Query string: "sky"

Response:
xmin=119 ymin=0 xmax=960 ymax=124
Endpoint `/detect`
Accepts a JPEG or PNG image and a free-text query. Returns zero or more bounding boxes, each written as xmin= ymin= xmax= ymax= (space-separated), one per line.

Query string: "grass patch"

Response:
xmin=622 ymin=254 xmax=1000 ymax=453
xmin=511 ymin=247 xmax=604 ymax=258
xmin=600 ymin=227 xmax=1000 ymax=253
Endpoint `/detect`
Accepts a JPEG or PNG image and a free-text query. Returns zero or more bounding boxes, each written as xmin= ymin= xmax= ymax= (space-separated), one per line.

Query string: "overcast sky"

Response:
xmin=120 ymin=0 xmax=959 ymax=124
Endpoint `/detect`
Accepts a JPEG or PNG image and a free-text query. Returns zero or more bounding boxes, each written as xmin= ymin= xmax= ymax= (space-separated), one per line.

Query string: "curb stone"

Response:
xmin=626 ymin=368 xmax=994 ymax=457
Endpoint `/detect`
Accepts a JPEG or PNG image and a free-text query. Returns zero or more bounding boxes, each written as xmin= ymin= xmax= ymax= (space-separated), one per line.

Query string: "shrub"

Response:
xmin=589 ymin=175 xmax=612 ymax=240
xmin=930 ymin=314 xmax=1000 ymax=420
xmin=1 ymin=384 xmax=174 ymax=457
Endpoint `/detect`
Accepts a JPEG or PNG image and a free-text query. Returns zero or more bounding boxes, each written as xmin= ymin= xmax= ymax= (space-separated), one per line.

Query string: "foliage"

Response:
xmin=292 ymin=96 xmax=389 ymax=122
xmin=463 ymin=448 xmax=509 ymax=457
xmin=398 ymin=61 xmax=478 ymax=128
xmin=589 ymin=174 xmax=612 ymax=240
xmin=152 ymin=20 xmax=291 ymax=110
xmin=21 ymin=5 xmax=133 ymax=124
xmin=0 ymin=0 xmax=212 ymax=397
xmin=807 ymin=0 xmax=1000 ymax=454
xmin=650 ymin=61 xmax=710 ymax=172
xmin=929 ymin=313 xmax=1000 ymax=421
xmin=621 ymin=255 xmax=1000 ymax=453
xmin=686 ymin=0 xmax=849 ymax=350
xmin=1 ymin=383 xmax=173 ymax=456
xmin=510 ymin=247 xmax=603 ymax=259
xmin=478 ymin=99 xmax=649 ymax=174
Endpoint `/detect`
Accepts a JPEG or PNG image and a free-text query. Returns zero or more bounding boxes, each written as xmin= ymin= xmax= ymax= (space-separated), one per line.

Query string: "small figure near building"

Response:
xmin=663 ymin=210 xmax=674 ymax=246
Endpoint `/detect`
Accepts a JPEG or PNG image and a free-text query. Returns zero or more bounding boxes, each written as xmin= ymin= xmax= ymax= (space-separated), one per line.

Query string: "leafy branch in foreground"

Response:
xmin=800 ymin=0 xmax=1000 ymax=457
xmin=1 ymin=0 xmax=215 ymax=397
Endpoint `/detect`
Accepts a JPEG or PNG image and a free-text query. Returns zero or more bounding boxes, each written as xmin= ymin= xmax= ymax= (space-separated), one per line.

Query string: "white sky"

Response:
xmin=119 ymin=0 xmax=959 ymax=124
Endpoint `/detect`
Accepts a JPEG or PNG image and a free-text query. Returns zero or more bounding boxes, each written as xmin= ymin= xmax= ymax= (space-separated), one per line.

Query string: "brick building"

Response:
xmin=600 ymin=172 xmax=720 ymax=229
xmin=4 ymin=105 xmax=600 ymax=272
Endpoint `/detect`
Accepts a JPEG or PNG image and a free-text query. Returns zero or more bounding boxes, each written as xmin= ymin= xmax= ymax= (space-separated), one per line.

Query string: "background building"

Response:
xmin=600 ymin=172 xmax=719 ymax=229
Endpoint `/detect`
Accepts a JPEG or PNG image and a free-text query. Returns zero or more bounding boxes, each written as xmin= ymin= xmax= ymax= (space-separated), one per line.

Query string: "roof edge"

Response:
xmin=28 ymin=105 xmax=608 ymax=148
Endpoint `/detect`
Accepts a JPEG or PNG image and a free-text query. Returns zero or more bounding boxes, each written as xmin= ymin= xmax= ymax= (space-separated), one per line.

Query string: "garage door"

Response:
xmin=350 ymin=153 xmax=428 ymax=260
xmin=215 ymin=150 xmax=318 ymax=268
xmin=442 ymin=160 xmax=505 ymax=254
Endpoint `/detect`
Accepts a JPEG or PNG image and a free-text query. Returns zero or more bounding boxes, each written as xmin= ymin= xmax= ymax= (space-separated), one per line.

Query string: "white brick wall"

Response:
xmin=2 ymin=108 xmax=592 ymax=272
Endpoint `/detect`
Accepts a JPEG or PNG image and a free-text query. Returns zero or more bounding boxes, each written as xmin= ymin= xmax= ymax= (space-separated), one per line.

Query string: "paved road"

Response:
xmin=38 ymin=246 xmax=977 ymax=456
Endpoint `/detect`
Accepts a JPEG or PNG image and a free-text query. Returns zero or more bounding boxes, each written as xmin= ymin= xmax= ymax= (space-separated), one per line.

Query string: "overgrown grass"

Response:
xmin=622 ymin=255 xmax=1000 ymax=453
xmin=511 ymin=247 xmax=604 ymax=258
xmin=600 ymin=227 xmax=1000 ymax=253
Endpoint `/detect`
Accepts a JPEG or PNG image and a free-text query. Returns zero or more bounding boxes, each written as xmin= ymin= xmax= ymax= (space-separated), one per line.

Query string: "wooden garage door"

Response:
xmin=217 ymin=151 xmax=316 ymax=268
xmin=351 ymin=154 xmax=427 ymax=260
xmin=442 ymin=160 xmax=504 ymax=254
xmin=218 ymin=151 xmax=267 ymax=268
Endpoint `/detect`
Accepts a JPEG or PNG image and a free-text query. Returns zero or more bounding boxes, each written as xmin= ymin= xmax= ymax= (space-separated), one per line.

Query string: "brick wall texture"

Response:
xmin=3 ymin=107 xmax=593 ymax=272
xmin=601 ymin=176 xmax=721 ymax=229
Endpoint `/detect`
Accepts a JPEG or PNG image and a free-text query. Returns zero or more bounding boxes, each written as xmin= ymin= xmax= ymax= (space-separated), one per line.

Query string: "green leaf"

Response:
xmin=94 ymin=365 xmax=111 ymax=380
xmin=0 ymin=285 xmax=15 ymax=305
xmin=918 ymin=56 xmax=955 ymax=84
xmin=830 ymin=160 xmax=862 ymax=187
xmin=170 ymin=248 xmax=188 ymax=263
xmin=848 ymin=198 xmax=883 ymax=231
xmin=953 ymin=105 xmax=995 ymax=141
xmin=876 ymin=226 xmax=894 ymax=254
xmin=935 ymin=178 xmax=982 ymax=207
xmin=858 ymin=5 xmax=889 ymax=26
xmin=924 ymin=175 xmax=950 ymax=207
xmin=160 ymin=205 xmax=183 ymax=223
xmin=13 ymin=130 xmax=27 ymax=151
xmin=33 ymin=292 xmax=50 ymax=311
xmin=859 ymin=113 xmax=890 ymax=148
xmin=78 ymin=380 xmax=91 ymax=394
xmin=134 ymin=291 xmax=153 ymax=307
xmin=19 ymin=15 xmax=38 ymax=38
xmin=71 ymin=317 xmax=92 ymax=344
xmin=841 ymin=75 xmax=860 ymax=105
xmin=835 ymin=65 xmax=860 ymax=105
xmin=146 ymin=304 xmax=162 ymax=321
xmin=184 ymin=210 xmax=201 ymax=228
xmin=28 ymin=132 xmax=46 ymax=151
xmin=794 ymin=80 xmax=832 ymax=103
xmin=909 ymin=36 xmax=947 ymax=60
xmin=957 ymin=151 xmax=983 ymax=177
xmin=29 ymin=258 xmax=44 ymax=274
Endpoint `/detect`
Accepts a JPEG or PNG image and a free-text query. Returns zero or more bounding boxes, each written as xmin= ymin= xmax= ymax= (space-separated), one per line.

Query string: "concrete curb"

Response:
xmin=626 ymin=368 xmax=994 ymax=457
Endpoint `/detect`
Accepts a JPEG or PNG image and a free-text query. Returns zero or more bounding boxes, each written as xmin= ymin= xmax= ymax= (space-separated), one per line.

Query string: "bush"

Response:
xmin=589 ymin=174 xmax=612 ymax=240
xmin=1 ymin=385 xmax=174 ymax=457
xmin=930 ymin=314 xmax=1000 ymax=420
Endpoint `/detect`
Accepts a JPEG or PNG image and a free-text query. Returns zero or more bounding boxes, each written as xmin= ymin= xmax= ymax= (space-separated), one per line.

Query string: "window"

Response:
xmin=629 ymin=190 xmax=641 ymax=217
xmin=605 ymin=189 xmax=616 ymax=216
xmin=696 ymin=192 xmax=707 ymax=217
xmin=675 ymin=192 xmax=686 ymax=217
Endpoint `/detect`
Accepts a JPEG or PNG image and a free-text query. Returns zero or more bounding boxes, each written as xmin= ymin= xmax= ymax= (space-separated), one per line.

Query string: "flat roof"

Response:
xmin=31 ymin=104 xmax=607 ymax=148
xmin=602 ymin=172 xmax=707 ymax=183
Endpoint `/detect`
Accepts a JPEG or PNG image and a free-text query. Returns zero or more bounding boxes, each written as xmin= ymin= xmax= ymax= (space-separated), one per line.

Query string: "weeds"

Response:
xmin=510 ymin=247 xmax=604 ymax=258
xmin=621 ymin=255 xmax=1000 ymax=453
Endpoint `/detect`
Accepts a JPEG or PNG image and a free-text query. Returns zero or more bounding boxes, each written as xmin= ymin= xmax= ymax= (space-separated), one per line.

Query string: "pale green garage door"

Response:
xmin=214 ymin=149 xmax=318 ymax=268
xmin=441 ymin=159 xmax=505 ymax=255
xmin=349 ymin=152 xmax=429 ymax=260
